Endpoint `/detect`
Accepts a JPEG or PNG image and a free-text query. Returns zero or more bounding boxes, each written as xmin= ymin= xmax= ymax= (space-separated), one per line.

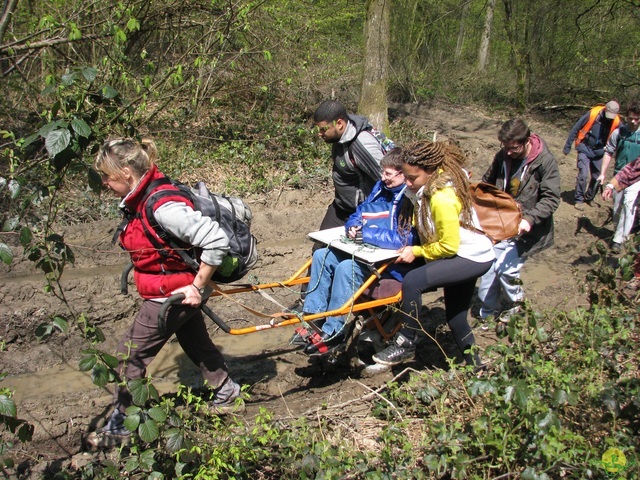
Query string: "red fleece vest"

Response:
xmin=120 ymin=167 xmax=196 ymax=299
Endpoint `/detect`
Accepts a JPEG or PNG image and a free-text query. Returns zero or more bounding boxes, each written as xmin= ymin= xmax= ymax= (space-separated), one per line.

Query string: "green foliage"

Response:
xmin=0 ymin=372 xmax=34 ymax=470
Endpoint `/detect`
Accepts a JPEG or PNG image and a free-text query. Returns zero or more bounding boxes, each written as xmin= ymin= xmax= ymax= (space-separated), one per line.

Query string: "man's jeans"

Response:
xmin=575 ymin=152 xmax=602 ymax=203
xmin=477 ymin=240 xmax=525 ymax=318
xmin=303 ymin=248 xmax=367 ymax=335
xmin=612 ymin=181 xmax=640 ymax=244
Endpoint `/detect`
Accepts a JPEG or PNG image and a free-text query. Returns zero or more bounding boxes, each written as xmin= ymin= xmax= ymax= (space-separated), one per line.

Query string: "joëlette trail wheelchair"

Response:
xmin=120 ymin=231 xmax=404 ymax=373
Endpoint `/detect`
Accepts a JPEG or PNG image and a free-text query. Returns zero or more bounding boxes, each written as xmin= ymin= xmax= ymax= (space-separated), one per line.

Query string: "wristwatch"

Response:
xmin=192 ymin=283 xmax=206 ymax=295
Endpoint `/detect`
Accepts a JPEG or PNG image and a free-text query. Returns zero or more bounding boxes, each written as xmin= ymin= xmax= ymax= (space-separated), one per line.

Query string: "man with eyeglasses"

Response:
xmin=597 ymin=101 xmax=640 ymax=254
xmin=477 ymin=119 xmax=560 ymax=322
xmin=312 ymin=100 xmax=386 ymax=231
xmin=563 ymin=100 xmax=622 ymax=211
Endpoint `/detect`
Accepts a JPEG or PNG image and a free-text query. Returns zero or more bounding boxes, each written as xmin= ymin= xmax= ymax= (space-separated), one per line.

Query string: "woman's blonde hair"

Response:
xmin=94 ymin=137 xmax=157 ymax=179
xmin=402 ymin=140 xmax=474 ymax=243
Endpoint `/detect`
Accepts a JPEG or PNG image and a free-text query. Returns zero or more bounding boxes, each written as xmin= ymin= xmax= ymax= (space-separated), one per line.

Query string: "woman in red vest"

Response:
xmin=86 ymin=137 xmax=243 ymax=449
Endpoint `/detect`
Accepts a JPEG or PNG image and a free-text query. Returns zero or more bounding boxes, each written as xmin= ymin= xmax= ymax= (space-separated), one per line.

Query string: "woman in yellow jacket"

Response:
xmin=373 ymin=140 xmax=495 ymax=367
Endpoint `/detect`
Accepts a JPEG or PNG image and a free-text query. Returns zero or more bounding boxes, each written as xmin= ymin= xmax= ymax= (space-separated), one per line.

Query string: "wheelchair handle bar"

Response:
xmin=158 ymin=293 xmax=231 ymax=336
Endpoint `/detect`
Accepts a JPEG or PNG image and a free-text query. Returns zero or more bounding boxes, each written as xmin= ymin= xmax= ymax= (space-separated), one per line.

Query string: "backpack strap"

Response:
xmin=142 ymin=182 xmax=202 ymax=271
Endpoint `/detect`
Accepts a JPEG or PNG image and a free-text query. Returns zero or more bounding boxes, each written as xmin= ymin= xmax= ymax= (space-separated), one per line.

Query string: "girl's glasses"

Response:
xmin=381 ymin=170 xmax=402 ymax=179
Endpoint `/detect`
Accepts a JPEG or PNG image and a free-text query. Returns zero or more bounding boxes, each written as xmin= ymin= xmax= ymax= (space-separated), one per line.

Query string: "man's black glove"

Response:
xmin=354 ymin=231 xmax=363 ymax=244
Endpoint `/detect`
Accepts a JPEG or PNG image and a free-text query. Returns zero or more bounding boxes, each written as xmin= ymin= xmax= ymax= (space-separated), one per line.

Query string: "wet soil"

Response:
xmin=0 ymin=103 xmax=615 ymax=476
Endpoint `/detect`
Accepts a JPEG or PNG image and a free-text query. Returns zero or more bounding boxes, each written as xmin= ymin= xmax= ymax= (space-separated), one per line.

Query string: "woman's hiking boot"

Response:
xmin=85 ymin=409 xmax=131 ymax=450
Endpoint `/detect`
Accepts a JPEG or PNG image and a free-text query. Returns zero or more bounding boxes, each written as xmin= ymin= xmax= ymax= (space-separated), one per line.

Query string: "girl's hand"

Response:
xmin=171 ymin=284 xmax=202 ymax=307
xmin=395 ymin=246 xmax=416 ymax=264
xmin=347 ymin=226 xmax=361 ymax=239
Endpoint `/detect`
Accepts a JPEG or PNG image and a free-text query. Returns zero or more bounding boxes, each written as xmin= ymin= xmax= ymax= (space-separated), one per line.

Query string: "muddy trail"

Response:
xmin=0 ymin=103 xmax=615 ymax=475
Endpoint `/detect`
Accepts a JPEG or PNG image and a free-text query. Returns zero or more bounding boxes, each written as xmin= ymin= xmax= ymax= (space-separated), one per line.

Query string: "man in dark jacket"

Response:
xmin=313 ymin=100 xmax=385 ymax=229
xmin=563 ymin=101 xmax=621 ymax=210
xmin=477 ymin=119 xmax=561 ymax=320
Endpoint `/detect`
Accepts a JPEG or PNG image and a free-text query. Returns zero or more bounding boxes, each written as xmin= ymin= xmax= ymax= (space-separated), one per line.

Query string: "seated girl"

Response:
xmin=372 ymin=140 xmax=495 ymax=368
xmin=300 ymin=148 xmax=418 ymax=355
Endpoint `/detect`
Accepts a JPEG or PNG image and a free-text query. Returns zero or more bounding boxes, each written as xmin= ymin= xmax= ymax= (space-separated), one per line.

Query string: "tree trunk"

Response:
xmin=455 ymin=0 xmax=470 ymax=60
xmin=358 ymin=0 xmax=390 ymax=133
xmin=478 ymin=0 xmax=495 ymax=71
xmin=0 ymin=0 xmax=19 ymax=47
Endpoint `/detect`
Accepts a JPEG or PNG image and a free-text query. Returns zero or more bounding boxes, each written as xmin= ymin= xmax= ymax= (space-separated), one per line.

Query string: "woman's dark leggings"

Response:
xmin=398 ymin=256 xmax=493 ymax=366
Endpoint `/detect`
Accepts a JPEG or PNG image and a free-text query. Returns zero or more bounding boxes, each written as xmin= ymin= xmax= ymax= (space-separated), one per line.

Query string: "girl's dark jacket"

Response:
xmin=482 ymin=134 xmax=561 ymax=258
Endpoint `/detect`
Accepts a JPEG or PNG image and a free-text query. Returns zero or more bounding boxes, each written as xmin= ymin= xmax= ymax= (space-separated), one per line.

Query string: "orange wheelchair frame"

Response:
xmin=120 ymin=256 xmax=403 ymax=348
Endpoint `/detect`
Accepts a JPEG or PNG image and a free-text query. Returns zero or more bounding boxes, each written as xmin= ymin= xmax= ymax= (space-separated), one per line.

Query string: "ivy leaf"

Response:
xmin=138 ymin=418 xmax=159 ymax=443
xmin=45 ymin=129 xmax=71 ymax=158
xmin=8 ymin=179 xmax=20 ymax=199
xmin=552 ymin=389 xmax=569 ymax=407
xmin=0 ymin=243 xmax=13 ymax=265
xmin=78 ymin=355 xmax=97 ymax=372
xmin=71 ymin=117 xmax=92 ymax=138
xmin=468 ymin=379 xmax=497 ymax=396
xmin=0 ymin=394 xmax=17 ymax=417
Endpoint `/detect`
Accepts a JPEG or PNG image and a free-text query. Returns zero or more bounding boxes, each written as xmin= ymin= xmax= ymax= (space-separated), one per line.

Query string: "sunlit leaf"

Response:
xmin=61 ymin=72 xmax=77 ymax=86
xmin=8 ymin=179 xmax=20 ymax=199
xmin=45 ymin=129 xmax=71 ymax=158
xmin=124 ymin=412 xmax=141 ymax=432
xmin=0 ymin=177 xmax=6 ymax=192
xmin=78 ymin=355 xmax=97 ymax=372
xmin=552 ymin=389 xmax=569 ymax=406
xmin=468 ymin=379 xmax=497 ymax=396
xmin=82 ymin=67 xmax=97 ymax=82
xmin=52 ymin=315 xmax=69 ymax=333
xmin=0 ymin=394 xmax=17 ymax=417
xmin=138 ymin=418 xmax=159 ymax=443
xmin=147 ymin=406 xmax=166 ymax=423
xmin=71 ymin=117 xmax=92 ymax=138
xmin=165 ymin=428 xmax=186 ymax=453
xmin=2 ymin=216 xmax=19 ymax=232
xmin=0 ymin=243 xmax=13 ymax=265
